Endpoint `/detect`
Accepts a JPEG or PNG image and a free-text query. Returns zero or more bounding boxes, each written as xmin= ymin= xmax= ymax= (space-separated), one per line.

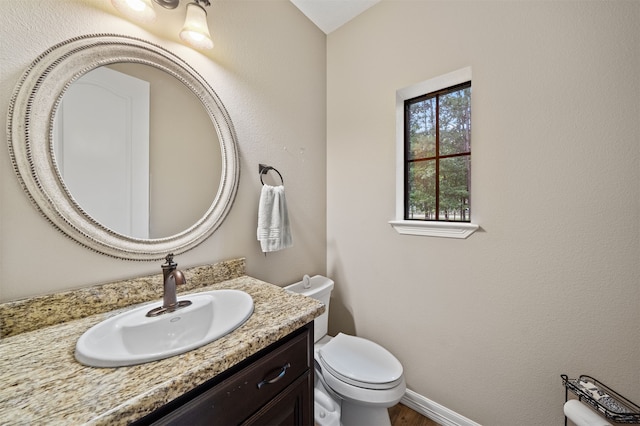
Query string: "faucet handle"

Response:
xmin=163 ymin=253 xmax=177 ymax=269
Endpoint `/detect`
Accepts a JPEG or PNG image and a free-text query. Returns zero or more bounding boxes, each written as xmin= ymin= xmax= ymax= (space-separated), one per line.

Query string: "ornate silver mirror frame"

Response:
xmin=7 ymin=34 xmax=239 ymax=260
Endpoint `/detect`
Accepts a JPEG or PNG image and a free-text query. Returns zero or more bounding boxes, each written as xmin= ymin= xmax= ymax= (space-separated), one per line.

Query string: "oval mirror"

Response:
xmin=53 ymin=63 xmax=222 ymax=239
xmin=7 ymin=34 xmax=239 ymax=260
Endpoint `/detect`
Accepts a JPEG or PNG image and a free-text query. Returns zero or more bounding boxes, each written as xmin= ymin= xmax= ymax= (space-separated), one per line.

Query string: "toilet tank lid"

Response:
xmin=284 ymin=275 xmax=334 ymax=297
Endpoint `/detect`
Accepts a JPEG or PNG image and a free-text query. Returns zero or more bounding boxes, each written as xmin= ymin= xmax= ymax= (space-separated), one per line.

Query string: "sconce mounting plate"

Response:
xmin=153 ymin=0 xmax=180 ymax=9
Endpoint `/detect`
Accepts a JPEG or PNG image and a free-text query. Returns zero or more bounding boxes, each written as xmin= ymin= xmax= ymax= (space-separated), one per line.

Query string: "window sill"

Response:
xmin=389 ymin=220 xmax=479 ymax=239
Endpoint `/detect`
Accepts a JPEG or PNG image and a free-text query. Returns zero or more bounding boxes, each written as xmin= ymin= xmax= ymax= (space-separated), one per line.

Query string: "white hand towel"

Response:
xmin=564 ymin=400 xmax=612 ymax=426
xmin=257 ymin=184 xmax=292 ymax=252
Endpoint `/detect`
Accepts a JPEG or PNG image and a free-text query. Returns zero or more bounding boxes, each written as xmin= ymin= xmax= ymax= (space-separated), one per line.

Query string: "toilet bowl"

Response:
xmin=285 ymin=275 xmax=406 ymax=426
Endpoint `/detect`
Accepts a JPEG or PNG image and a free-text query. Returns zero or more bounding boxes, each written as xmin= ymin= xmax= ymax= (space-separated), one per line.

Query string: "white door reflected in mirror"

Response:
xmin=55 ymin=67 xmax=151 ymax=238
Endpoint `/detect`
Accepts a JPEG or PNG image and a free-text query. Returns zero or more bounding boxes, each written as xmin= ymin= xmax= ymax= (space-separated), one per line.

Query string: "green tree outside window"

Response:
xmin=405 ymin=82 xmax=471 ymax=222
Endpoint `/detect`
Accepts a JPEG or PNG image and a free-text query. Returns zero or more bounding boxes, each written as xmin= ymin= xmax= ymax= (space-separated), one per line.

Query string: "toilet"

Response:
xmin=285 ymin=275 xmax=406 ymax=426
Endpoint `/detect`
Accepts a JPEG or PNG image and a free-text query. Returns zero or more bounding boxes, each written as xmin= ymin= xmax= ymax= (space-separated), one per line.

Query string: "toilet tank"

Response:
xmin=284 ymin=275 xmax=334 ymax=343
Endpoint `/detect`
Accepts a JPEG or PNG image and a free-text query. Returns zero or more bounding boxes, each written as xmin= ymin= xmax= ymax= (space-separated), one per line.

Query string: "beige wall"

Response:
xmin=0 ymin=0 xmax=327 ymax=301
xmin=327 ymin=1 xmax=639 ymax=425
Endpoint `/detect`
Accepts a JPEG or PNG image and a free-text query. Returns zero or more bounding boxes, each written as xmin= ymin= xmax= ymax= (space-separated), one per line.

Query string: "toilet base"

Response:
xmin=341 ymin=400 xmax=392 ymax=426
xmin=314 ymin=381 xmax=341 ymax=426
xmin=314 ymin=378 xmax=394 ymax=426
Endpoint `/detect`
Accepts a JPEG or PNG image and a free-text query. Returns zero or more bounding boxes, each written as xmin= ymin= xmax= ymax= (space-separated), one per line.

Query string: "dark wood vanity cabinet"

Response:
xmin=134 ymin=323 xmax=314 ymax=426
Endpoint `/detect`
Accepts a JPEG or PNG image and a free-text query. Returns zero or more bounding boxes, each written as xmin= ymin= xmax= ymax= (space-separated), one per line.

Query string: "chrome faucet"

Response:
xmin=146 ymin=254 xmax=192 ymax=317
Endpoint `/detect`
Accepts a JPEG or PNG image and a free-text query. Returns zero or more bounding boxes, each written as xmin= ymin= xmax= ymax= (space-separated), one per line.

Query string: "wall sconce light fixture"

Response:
xmin=111 ymin=0 xmax=214 ymax=50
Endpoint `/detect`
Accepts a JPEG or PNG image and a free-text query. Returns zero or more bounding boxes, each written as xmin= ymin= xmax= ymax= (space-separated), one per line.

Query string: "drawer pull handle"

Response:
xmin=257 ymin=363 xmax=291 ymax=389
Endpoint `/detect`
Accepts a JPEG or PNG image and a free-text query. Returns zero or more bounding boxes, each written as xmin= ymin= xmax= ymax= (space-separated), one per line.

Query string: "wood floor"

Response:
xmin=388 ymin=403 xmax=440 ymax=426
xmin=315 ymin=402 xmax=438 ymax=426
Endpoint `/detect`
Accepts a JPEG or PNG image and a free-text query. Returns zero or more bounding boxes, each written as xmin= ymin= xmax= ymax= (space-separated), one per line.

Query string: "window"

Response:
xmin=390 ymin=67 xmax=478 ymax=239
xmin=405 ymin=81 xmax=471 ymax=222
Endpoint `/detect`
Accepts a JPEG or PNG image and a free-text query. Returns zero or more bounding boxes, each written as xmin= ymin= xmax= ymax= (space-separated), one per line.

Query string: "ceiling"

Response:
xmin=290 ymin=0 xmax=381 ymax=34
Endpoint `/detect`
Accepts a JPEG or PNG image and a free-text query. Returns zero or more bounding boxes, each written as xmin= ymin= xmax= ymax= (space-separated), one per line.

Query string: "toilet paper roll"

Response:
xmin=564 ymin=400 xmax=612 ymax=426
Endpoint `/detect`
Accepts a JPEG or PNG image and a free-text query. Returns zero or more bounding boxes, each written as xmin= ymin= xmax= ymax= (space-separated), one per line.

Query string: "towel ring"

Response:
xmin=259 ymin=164 xmax=284 ymax=185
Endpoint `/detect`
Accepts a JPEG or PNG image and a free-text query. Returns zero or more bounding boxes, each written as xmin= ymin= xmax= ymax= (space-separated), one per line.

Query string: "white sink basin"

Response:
xmin=75 ymin=289 xmax=253 ymax=367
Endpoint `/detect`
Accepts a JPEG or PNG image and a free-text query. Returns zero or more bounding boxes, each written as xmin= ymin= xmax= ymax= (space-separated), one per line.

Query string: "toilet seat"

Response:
xmin=318 ymin=333 xmax=404 ymax=390
xmin=319 ymin=362 xmax=406 ymax=406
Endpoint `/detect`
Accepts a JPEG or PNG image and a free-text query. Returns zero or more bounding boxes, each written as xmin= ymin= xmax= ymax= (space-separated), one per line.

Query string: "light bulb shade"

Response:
xmin=179 ymin=2 xmax=214 ymax=50
xmin=111 ymin=0 xmax=157 ymax=23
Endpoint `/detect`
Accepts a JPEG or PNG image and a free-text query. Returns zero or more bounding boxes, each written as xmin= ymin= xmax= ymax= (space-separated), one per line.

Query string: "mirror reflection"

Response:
xmin=53 ymin=63 xmax=222 ymax=239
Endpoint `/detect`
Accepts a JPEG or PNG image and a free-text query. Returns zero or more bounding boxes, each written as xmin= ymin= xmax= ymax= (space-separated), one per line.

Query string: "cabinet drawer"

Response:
xmin=153 ymin=329 xmax=311 ymax=425
xmin=243 ymin=372 xmax=312 ymax=426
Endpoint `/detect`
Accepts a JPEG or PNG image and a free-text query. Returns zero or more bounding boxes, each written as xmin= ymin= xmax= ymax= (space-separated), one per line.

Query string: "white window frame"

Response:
xmin=389 ymin=67 xmax=479 ymax=239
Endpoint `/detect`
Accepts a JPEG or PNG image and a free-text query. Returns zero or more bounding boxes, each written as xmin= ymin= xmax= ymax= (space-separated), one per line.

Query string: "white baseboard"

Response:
xmin=401 ymin=388 xmax=482 ymax=426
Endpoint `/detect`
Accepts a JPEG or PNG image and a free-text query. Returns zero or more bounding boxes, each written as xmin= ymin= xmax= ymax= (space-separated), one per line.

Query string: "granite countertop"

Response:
xmin=0 ymin=259 xmax=324 ymax=425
